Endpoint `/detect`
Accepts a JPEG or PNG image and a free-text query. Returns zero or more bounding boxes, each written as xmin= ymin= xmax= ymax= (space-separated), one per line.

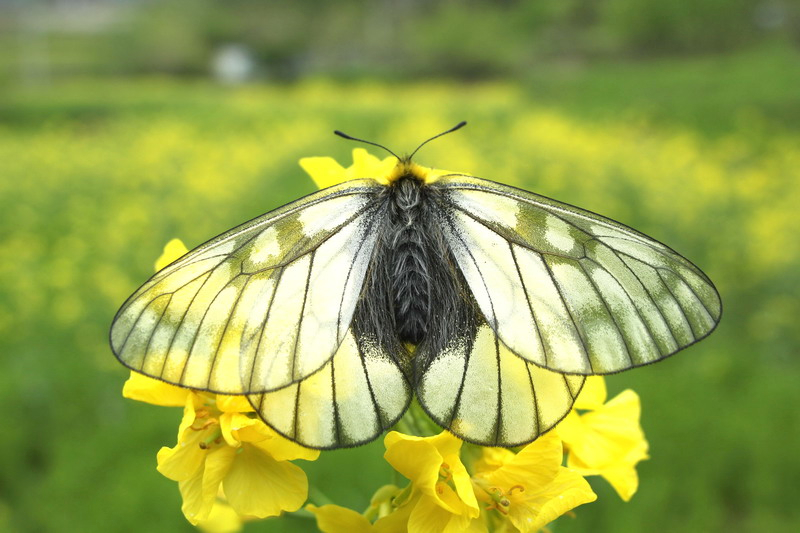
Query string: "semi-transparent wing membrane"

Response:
xmin=416 ymin=321 xmax=584 ymax=447
xmin=249 ymin=330 xmax=412 ymax=449
xmin=435 ymin=175 xmax=721 ymax=375
xmin=110 ymin=180 xmax=385 ymax=393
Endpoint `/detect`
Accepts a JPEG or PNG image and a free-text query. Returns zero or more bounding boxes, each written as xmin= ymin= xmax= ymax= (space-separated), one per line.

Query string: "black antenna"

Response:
xmin=333 ymin=130 xmax=400 ymax=160
xmin=409 ymin=121 xmax=467 ymax=160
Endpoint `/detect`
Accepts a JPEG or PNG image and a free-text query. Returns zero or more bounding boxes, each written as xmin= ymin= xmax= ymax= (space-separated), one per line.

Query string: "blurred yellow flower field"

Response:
xmin=1 ymin=77 xmax=798 ymax=532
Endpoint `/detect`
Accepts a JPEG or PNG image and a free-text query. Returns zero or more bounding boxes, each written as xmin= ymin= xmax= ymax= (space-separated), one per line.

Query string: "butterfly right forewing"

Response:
xmin=432 ymin=174 xmax=721 ymax=375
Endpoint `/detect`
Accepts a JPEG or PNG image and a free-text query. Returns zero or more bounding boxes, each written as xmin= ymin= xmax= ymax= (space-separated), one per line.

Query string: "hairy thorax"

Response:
xmin=353 ymin=170 xmax=478 ymax=377
xmin=387 ymin=176 xmax=431 ymax=344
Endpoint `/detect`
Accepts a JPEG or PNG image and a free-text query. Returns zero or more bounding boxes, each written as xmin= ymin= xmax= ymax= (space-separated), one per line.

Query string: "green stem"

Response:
xmin=285 ymin=509 xmax=317 ymax=523
xmin=307 ymin=485 xmax=335 ymax=506
xmin=392 ymin=416 xmax=415 ymax=436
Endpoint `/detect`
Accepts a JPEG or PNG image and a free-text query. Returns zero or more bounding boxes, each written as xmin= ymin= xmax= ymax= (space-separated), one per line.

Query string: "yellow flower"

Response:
xmin=471 ymin=432 xmax=596 ymax=533
xmin=299 ymin=148 xmax=458 ymax=189
xmin=557 ymin=377 xmax=649 ymax=501
xmin=124 ymin=373 xmax=319 ymax=524
xmin=384 ymin=431 xmax=484 ymax=533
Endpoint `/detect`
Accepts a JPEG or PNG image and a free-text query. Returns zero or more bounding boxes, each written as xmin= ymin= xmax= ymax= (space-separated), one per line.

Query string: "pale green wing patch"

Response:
xmin=417 ymin=322 xmax=584 ymax=447
xmin=434 ymin=175 xmax=721 ymax=375
xmin=248 ymin=330 xmax=412 ymax=449
xmin=110 ymin=179 xmax=385 ymax=394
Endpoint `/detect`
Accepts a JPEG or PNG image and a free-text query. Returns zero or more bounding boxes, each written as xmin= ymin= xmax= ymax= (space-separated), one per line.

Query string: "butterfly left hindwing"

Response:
xmin=249 ymin=330 xmax=411 ymax=449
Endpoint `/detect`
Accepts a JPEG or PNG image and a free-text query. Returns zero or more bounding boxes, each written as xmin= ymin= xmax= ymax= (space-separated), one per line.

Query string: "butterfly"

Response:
xmin=110 ymin=122 xmax=721 ymax=449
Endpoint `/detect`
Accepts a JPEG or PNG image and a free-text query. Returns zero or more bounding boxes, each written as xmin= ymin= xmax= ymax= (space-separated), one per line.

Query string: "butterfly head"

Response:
xmin=334 ymin=121 xmax=467 ymax=186
xmin=385 ymin=157 xmax=434 ymax=185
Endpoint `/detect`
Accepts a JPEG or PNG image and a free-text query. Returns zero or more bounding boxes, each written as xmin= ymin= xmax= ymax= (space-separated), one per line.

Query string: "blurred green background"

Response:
xmin=1 ymin=0 xmax=799 ymax=531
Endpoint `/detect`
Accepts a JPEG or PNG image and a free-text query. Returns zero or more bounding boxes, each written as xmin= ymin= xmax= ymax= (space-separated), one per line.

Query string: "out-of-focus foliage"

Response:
xmin=1 ymin=0 xmax=798 ymax=82
xmin=1 ymin=43 xmax=799 ymax=531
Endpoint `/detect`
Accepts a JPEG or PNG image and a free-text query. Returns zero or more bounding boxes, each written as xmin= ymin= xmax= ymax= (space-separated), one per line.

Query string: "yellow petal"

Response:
xmin=384 ymin=431 xmax=478 ymax=519
xmin=563 ymin=390 xmax=647 ymax=468
xmin=384 ymin=433 xmax=455 ymax=503
xmin=508 ymin=468 xmax=597 ymax=533
xmin=384 ymin=430 xmax=463 ymax=459
xmin=573 ymin=376 xmax=607 ymax=410
xmin=216 ymin=395 xmax=254 ymax=413
xmin=155 ymin=238 xmax=189 ymax=271
xmin=157 ymin=437 xmax=206 ymax=482
xmin=448 ymin=454 xmax=479 ymax=514
xmin=560 ymin=389 xmax=649 ymax=501
xmin=597 ymin=463 xmax=640 ymax=502
xmin=473 ymin=447 xmax=515 ymax=476
xmin=384 ymin=436 xmax=442 ymax=498
xmin=373 ymin=492 xmax=418 ymax=533
xmin=248 ymin=427 xmax=320 ymax=462
xmin=223 ymin=444 xmax=309 ymax=518
xmin=408 ymin=494 xmax=479 ymax=533
xmin=299 ymin=156 xmax=348 ymax=189
xmin=219 ymin=412 xmax=253 ymax=447
xmin=157 ymin=399 xmax=209 ymax=481
xmin=307 ymin=504 xmax=374 ymax=533
xmin=570 ymin=451 xmax=642 ymax=502
xmin=197 ymin=500 xmax=244 ymax=533
xmin=122 ymin=371 xmax=190 ymax=406
xmin=478 ymin=432 xmax=562 ymax=489
xmin=179 ymin=446 xmax=236 ymax=525
xmin=350 ymin=148 xmax=396 ymax=184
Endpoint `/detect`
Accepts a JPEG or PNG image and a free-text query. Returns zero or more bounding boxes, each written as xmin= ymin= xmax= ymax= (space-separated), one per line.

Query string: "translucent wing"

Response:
xmin=248 ymin=330 xmax=412 ymax=449
xmin=416 ymin=319 xmax=584 ymax=447
xmin=434 ymin=175 xmax=722 ymax=375
xmin=110 ymin=179 xmax=385 ymax=393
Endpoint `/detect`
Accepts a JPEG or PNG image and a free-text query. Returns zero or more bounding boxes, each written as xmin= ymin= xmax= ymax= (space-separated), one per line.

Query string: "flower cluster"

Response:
xmin=121 ymin=151 xmax=649 ymax=532
xmin=307 ymin=374 xmax=647 ymax=533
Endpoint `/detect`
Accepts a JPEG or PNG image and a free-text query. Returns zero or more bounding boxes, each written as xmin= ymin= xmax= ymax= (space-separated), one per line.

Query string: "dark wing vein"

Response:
xmin=575 ymin=259 xmax=635 ymax=366
xmin=656 ymin=269 xmax=699 ymax=339
xmin=582 ymin=255 xmax=663 ymax=357
xmin=178 ymin=273 xmax=244 ymax=385
xmin=540 ymin=256 xmax=595 ymax=372
xmin=290 ymin=251 xmax=316 ymax=383
xmin=509 ymin=244 xmax=549 ymax=367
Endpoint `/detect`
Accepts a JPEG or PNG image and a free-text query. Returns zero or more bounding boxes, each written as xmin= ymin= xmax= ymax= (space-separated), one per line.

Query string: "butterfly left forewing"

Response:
xmin=432 ymin=175 xmax=721 ymax=375
xmin=110 ymin=179 xmax=385 ymax=394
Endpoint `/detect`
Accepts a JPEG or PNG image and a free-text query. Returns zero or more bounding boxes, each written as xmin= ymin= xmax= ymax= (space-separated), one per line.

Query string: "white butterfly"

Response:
xmin=110 ymin=124 xmax=721 ymax=449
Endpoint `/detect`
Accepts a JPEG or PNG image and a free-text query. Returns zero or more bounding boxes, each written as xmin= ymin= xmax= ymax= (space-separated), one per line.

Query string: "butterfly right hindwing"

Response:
xmin=416 ymin=318 xmax=584 ymax=447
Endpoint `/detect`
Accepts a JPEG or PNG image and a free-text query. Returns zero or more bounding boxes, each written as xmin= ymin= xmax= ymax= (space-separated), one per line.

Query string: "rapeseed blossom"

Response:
xmin=557 ymin=377 xmax=649 ymax=501
xmin=471 ymin=433 xmax=596 ymax=532
xmin=384 ymin=431 xmax=482 ymax=533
